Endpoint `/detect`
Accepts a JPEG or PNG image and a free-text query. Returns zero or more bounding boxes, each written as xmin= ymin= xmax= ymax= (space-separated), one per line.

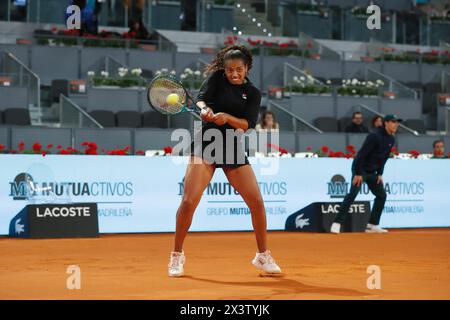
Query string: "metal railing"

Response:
xmin=298 ymin=31 xmax=340 ymax=60
xmin=221 ymin=29 xmax=305 ymax=57
xmin=439 ymin=41 xmax=450 ymax=49
xmin=105 ymin=56 xmax=125 ymax=78
xmin=446 ymin=107 xmax=450 ymax=135
xmin=366 ymin=67 xmax=418 ymax=99
xmin=267 ymin=100 xmax=323 ymax=133
xmin=366 ymin=40 xmax=393 ymax=59
xmin=85 ymin=55 xmax=147 ymax=87
xmin=2 ymin=52 xmax=40 ymax=110
xmin=353 ymin=103 xmax=419 ymax=136
xmin=84 ymin=55 xmax=126 ymax=79
xmin=442 ymin=72 xmax=450 ymax=94
xmin=283 ymin=62 xmax=325 ymax=89
xmin=59 ymin=94 xmax=103 ymax=129
xmin=339 ymin=49 xmax=375 ymax=61
xmin=34 ymin=33 xmax=177 ymax=52
xmin=196 ymin=58 xmax=209 ymax=73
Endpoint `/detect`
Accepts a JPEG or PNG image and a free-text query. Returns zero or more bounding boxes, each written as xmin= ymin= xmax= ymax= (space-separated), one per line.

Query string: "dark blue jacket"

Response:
xmin=352 ymin=128 xmax=395 ymax=175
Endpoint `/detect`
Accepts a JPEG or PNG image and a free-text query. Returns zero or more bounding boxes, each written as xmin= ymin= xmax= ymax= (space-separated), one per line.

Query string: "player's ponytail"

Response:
xmin=205 ymin=45 xmax=253 ymax=75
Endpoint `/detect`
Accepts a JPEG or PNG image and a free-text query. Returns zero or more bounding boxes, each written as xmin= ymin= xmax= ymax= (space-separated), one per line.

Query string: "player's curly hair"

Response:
xmin=205 ymin=45 xmax=253 ymax=75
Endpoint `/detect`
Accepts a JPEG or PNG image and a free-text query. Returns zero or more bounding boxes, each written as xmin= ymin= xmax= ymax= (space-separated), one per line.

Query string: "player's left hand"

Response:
xmin=212 ymin=113 xmax=229 ymax=126
xmin=377 ymin=175 xmax=383 ymax=184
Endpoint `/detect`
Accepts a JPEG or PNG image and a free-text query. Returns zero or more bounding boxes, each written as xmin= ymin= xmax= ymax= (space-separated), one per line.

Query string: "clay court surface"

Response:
xmin=1 ymin=229 xmax=449 ymax=300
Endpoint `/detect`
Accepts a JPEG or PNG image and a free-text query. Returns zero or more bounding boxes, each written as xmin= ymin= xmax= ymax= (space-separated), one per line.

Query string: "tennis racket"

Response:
xmin=146 ymin=74 xmax=210 ymax=116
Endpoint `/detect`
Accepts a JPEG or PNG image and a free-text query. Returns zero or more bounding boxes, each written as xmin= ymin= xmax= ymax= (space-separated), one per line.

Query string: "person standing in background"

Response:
xmin=345 ymin=112 xmax=369 ymax=133
xmin=330 ymin=115 xmax=402 ymax=234
xmin=255 ymin=111 xmax=280 ymax=132
xmin=92 ymin=0 xmax=103 ymax=34
xmin=371 ymin=116 xmax=383 ymax=133
xmin=431 ymin=140 xmax=447 ymax=159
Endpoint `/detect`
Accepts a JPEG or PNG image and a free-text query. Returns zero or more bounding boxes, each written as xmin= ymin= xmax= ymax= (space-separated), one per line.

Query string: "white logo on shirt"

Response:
xmin=242 ymin=93 xmax=247 ymax=100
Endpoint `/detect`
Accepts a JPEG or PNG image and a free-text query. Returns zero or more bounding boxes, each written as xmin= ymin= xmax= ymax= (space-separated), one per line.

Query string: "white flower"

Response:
xmin=161 ymin=68 xmax=168 ymax=73
xmin=87 ymin=71 xmax=95 ymax=77
xmin=155 ymin=70 xmax=161 ymax=76
xmin=118 ymin=71 xmax=127 ymax=78
xmin=352 ymin=79 xmax=358 ymax=85
xmin=131 ymin=68 xmax=142 ymax=76
xmin=194 ymin=70 xmax=201 ymax=76
xmin=101 ymin=71 xmax=109 ymax=77
xmin=352 ymin=89 xmax=356 ymax=94
xmin=184 ymin=68 xmax=193 ymax=75
xmin=300 ymin=76 xmax=305 ymax=81
xmin=326 ymin=80 xmax=331 ymax=85
xmin=367 ymin=81 xmax=374 ymax=87
xmin=361 ymin=81 xmax=366 ymax=86
xmin=293 ymin=76 xmax=299 ymax=82
xmin=180 ymin=74 xmax=187 ymax=80
xmin=170 ymin=70 xmax=176 ymax=75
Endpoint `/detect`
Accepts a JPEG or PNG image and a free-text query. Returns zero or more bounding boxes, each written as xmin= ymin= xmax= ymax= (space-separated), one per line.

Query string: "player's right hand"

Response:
xmin=352 ymin=175 xmax=363 ymax=186
xmin=200 ymin=107 xmax=215 ymax=122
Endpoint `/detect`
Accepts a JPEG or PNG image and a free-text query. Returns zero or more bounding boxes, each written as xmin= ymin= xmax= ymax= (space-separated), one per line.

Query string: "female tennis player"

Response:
xmin=168 ymin=45 xmax=282 ymax=277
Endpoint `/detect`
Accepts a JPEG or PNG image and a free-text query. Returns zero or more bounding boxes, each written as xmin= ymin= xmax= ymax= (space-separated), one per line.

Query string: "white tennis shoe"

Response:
xmin=168 ymin=251 xmax=185 ymax=277
xmin=252 ymin=250 xmax=282 ymax=274
xmin=365 ymin=224 xmax=388 ymax=233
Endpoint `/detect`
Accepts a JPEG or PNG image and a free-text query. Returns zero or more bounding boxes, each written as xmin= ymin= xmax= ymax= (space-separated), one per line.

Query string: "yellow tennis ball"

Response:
xmin=166 ymin=93 xmax=179 ymax=105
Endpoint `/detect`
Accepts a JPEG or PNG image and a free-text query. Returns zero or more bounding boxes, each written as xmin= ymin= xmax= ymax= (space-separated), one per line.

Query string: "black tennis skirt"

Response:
xmin=188 ymin=127 xmax=250 ymax=168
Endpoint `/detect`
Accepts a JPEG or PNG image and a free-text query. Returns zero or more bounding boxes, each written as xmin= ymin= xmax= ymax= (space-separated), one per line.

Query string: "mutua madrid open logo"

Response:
xmin=9 ymin=172 xmax=53 ymax=200
xmin=10 ymin=172 xmax=133 ymax=201
xmin=10 ymin=172 xmax=35 ymax=200
xmin=327 ymin=174 xmax=349 ymax=198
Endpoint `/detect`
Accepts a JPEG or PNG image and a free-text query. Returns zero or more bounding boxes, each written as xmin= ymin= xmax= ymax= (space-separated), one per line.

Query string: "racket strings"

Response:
xmin=148 ymin=77 xmax=187 ymax=115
